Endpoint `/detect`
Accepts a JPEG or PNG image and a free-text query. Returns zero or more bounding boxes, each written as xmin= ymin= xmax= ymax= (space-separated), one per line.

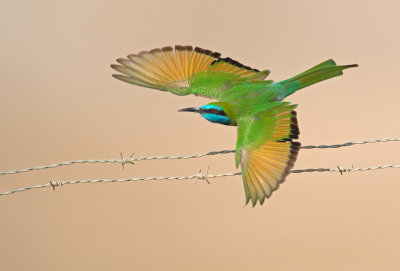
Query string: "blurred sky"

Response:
xmin=0 ymin=0 xmax=400 ymax=270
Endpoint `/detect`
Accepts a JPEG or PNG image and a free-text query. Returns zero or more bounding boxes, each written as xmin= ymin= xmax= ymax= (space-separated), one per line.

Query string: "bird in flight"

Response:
xmin=111 ymin=45 xmax=357 ymax=206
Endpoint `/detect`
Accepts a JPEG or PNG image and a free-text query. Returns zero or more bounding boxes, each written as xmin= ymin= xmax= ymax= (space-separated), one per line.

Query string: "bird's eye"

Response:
xmin=210 ymin=108 xmax=215 ymax=113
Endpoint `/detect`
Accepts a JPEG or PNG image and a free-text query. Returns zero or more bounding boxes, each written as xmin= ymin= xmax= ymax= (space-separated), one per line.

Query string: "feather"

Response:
xmin=236 ymin=104 xmax=301 ymax=206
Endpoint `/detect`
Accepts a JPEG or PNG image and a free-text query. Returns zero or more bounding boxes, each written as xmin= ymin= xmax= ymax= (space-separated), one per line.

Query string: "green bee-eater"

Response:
xmin=111 ymin=45 xmax=357 ymax=206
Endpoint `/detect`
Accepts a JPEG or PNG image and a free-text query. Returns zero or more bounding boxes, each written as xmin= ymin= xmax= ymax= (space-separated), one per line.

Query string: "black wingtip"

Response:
xmin=210 ymin=57 xmax=260 ymax=72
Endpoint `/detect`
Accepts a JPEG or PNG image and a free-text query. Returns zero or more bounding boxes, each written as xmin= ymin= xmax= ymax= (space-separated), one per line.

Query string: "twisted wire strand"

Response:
xmin=1 ymin=138 xmax=399 ymax=176
xmin=0 ymin=164 xmax=399 ymax=196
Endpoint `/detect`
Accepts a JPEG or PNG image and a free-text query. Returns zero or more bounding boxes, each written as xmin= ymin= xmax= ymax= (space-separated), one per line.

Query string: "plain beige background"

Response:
xmin=1 ymin=0 xmax=400 ymax=270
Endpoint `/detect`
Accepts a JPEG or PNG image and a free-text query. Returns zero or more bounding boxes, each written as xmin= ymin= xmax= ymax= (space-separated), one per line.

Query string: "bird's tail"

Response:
xmin=275 ymin=60 xmax=358 ymax=100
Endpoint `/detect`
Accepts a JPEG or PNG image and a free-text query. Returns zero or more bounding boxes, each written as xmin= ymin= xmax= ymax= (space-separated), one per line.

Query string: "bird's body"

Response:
xmin=112 ymin=45 xmax=357 ymax=206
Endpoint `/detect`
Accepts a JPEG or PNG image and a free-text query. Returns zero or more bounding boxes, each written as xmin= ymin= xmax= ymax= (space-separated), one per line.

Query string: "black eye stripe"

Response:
xmin=201 ymin=107 xmax=227 ymax=116
xmin=209 ymin=109 xmax=226 ymax=116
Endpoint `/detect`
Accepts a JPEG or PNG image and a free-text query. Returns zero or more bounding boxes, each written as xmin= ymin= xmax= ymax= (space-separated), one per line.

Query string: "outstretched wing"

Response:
xmin=111 ymin=45 xmax=270 ymax=99
xmin=235 ymin=102 xmax=300 ymax=206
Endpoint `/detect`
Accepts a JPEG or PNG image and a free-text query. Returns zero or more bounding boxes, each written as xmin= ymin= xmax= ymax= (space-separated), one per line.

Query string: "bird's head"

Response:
xmin=179 ymin=102 xmax=236 ymax=126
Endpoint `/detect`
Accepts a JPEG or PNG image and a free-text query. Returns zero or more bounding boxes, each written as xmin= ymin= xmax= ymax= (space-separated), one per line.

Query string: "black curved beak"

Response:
xmin=178 ymin=107 xmax=200 ymax=113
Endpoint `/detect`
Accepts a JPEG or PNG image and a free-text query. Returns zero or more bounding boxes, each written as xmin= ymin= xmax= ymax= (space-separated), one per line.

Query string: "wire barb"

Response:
xmin=120 ymin=152 xmax=135 ymax=169
xmin=335 ymin=165 xmax=353 ymax=175
xmin=194 ymin=167 xmax=211 ymax=184
xmin=50 ymin=181 xmax=63 ymax=190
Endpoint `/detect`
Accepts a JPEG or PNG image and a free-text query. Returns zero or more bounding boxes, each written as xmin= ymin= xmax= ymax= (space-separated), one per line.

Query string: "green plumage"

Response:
xmin=111 ymin=45 xmax=357 ymax=206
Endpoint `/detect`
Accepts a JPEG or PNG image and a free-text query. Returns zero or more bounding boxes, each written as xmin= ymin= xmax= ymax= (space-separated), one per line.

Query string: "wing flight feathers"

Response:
xmin=236 ymin=103 xmax=300 ymax=206
xmin=111 ymin=45 xmax=269 ymax=98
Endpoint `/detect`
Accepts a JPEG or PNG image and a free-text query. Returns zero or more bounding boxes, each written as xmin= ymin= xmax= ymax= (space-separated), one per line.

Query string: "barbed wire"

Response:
xmin=0 ymin=138 xmax=398 ymax=197
xmin=0 ymin=138 xmax=399 ymax=177
xmin=0 ymin=164 xmax=399 ymax=196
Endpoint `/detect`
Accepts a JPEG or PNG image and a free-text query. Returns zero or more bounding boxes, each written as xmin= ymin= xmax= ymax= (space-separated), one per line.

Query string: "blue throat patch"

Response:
xmin=201 ymin=113 xmax=232 ymax=125
xmin=199 ymin=104 xmax=233 ymax=125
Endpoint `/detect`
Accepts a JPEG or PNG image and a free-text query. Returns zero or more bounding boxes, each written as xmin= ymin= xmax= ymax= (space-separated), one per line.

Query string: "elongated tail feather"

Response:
xmin=275 ymin=60 xmax=358 ymax=99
